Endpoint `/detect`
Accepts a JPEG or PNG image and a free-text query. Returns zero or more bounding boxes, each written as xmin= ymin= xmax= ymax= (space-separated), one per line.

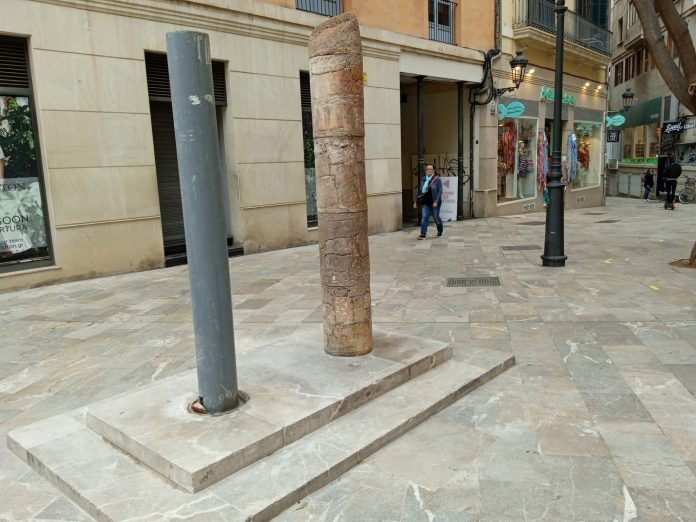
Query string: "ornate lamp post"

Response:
xmin=494 ymin=51 xmax=529 ymax=98
xmin=621 ymin=87 xmax=635 ymax=111
xmin=541 ymin=0 xmax=568 ymax=267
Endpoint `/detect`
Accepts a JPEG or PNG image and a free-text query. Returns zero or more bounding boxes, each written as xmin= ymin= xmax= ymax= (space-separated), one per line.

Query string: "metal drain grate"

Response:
xmin=501 ymin=245 xmax=541 ymax=251
xmin=595 ymin=219 xmax=620 ymax=223
xmin=446 ymin=276 xmax=500 ymax=287
xmin=517 ymin=221 xmax=546 ymax=226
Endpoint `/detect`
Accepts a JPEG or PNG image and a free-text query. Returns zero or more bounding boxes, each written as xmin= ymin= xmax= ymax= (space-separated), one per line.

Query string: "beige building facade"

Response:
xmin=1 ymin=0 xmax=613 ymax=291
xmin=0 ymin=0 xmax=498 ymax=290
xmin=476 ymin=0 xmax=612 ymax=217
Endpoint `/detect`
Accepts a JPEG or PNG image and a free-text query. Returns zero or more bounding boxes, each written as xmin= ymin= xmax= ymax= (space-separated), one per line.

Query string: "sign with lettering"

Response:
xmin=662 ymin=120 xmax=696 ymax=134
xmin=498 ymin=101 xmax=526 ymax=120
xmin=439 ymin=177 xmax=458 ymax=222
xmin=605 ymin=114 xmax=625 ymax=127
xmin=540 ymin=86 xmax=576 ymax=105
xmin=607 ymin=130 xmax=620 ymax=143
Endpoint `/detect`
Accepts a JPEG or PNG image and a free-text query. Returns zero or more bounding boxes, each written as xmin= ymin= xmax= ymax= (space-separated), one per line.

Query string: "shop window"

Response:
xmin=622 ymin=127 xmax=634 ymax=160
xmin=0 ymin=36 xmax=52 ymax=271
xmin=647 ymin=123 xmax=659 ymax=158
xmin=572 ymin=122 xmax=602 ymax=189
xmin=497 ymin=117 xmax=538 ymax=203
xmin=614 ymin=62 xmax=623 ymax=86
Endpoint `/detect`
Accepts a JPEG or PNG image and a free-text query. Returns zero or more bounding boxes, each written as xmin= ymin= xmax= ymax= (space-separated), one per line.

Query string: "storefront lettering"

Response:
xmin=497 ymin=101 xmax=526 ymax=120
xmin=0 ymin=182 xmax=28 ymax=192
xmin=539 ymin=86 xmax=576 ymax=105
xmin=1 ymin=214 xmax=30 ymax=225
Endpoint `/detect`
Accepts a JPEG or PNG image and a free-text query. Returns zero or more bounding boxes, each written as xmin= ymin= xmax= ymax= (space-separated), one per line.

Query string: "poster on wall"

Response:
xmin=0 ymin=95 xmax=49 ymax=262
xmin=439 ymin=177 xmax=458 ymax=222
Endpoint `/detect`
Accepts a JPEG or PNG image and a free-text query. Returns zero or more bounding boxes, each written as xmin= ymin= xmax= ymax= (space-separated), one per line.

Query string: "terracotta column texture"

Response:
xmin=309 ymin=13 xmax=373 ymax=356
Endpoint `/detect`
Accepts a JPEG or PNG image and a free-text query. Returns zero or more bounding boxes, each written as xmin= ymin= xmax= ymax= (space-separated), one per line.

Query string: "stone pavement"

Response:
xmin=1 ymin=196 xmax=696 ymax=521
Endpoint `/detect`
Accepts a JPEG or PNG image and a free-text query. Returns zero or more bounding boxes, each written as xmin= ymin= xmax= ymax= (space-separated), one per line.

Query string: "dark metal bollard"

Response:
xmin=166 ymin=31 xmax=240 ymax=413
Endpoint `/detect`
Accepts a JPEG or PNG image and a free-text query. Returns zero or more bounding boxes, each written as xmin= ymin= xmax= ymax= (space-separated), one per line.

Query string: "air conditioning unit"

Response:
xmin=607 ymin=158 xmax=619 ymax=170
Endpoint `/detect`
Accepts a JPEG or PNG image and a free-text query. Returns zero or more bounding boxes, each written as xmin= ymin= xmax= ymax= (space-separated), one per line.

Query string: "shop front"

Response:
xmin=0 ymin=37 xmax=52 ymax=273
xmin=491 ymin=83 xmax=606 ymax=215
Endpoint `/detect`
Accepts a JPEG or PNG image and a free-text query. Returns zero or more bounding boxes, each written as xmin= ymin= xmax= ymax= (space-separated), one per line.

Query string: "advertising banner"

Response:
xmin=0 ymin=95 xmax=49 ymax=262
xmin=439 ymin=176 xmax=458 ymax=222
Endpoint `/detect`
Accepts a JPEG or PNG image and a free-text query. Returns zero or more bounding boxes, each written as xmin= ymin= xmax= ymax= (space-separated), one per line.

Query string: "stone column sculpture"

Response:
xmin=309 ymin=13 xmax=373 ymax=356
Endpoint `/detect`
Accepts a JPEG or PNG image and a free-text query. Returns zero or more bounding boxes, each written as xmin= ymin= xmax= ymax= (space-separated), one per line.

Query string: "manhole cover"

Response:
xmin=446 ymin=276 xmax=500 ymax=287
xmin=501 ymin=245 xmax=541 ymax=251
xmin=595 ymin=219 xmax=620 ymax=223
xmin=517 ymin=221 xmax=546 ymax=226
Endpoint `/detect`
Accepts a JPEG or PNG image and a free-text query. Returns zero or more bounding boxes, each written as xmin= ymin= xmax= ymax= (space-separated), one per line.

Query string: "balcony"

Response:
xmin=429 ymin=0 xmax=456 ymax=44
xmin=513 ymin=0 xmax=612 ymax=56
xmin=296 ymin=0 xmax=341 ymax=17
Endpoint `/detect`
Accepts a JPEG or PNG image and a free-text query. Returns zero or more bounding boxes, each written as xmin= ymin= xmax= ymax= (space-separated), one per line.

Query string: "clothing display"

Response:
xmin=567 ymin=132 xmax=578 ymax=182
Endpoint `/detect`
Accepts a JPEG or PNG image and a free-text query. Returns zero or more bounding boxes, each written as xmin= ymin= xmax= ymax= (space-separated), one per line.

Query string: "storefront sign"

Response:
xmin=497 ymin=101 xmax=526 ymax=120
xmin=539 ymin=86 xmax=576 ymax=106
xmin=0 ymin=177 xmax=47 ymax=254
xmin=605 ymin=114 xmax=625 ymax=127
xmin=439 ymin=177 xmax=458 ymax=222
xmin=662 ymin=120 xmax=696 ymax=134
xmin=607 ymin=130 xmax=620 ymax=142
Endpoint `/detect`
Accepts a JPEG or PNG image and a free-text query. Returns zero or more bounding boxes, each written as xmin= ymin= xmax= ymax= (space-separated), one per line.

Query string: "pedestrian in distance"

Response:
xmin=664 ymin=157 xmax=682 ymax=210
xmin=413 ymin=164 xmax=443 ymax=240
xmin=642 ymin=168 xmax=654 ymax=202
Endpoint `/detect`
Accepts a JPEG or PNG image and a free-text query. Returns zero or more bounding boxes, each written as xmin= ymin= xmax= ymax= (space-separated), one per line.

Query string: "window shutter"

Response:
xmin=145 ymin=52 xmax=227 ymax=105
xmin=0 ymin=36 xmax=30 ymax=90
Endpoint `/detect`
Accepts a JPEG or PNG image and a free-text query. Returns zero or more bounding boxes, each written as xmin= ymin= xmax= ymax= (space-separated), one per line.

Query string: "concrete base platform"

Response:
xmin=83 ymin=329 xmax=452 ymax=493
xmin=7 ymin=327 xmax=513 ymax=521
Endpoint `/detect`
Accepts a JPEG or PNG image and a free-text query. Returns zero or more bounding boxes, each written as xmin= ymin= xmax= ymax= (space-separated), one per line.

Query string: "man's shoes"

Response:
xmin=436 ymin=232 xmax=443 ymax=237
xmin=417 ymin=235 xmax=426 ymax=240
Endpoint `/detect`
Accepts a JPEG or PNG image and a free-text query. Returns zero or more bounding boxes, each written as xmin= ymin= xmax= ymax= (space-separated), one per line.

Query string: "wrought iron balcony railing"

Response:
xmin=296 ymin=0 xmax=342 ymax=17
xmin=514 ymin=0 xmax=612 ymax=56
xmin=429 ymin=0 xmax=457 ymax=44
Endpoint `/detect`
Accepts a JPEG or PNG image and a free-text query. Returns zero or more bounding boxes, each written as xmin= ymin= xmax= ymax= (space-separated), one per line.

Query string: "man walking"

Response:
xmin=664 ymin=157 xmax=682 ymax=210
xmin=413 ymin=164 xmax=443 ymax=239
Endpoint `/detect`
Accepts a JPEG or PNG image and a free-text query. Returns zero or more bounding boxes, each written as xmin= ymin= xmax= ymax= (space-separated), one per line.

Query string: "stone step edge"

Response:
xmin=84 ymin=339 xmax=453 ymax=494
xmin=8 ymin=353 xmax=513 ymax=522
xmin=245 ymin=354 xmax=515 ymax=522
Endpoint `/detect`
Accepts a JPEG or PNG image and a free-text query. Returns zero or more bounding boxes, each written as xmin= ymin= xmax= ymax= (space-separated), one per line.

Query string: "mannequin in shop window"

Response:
xmin=577 ymin=140 xmax=591 ymax=188
xmin=517 ymin=141 xmax=531 ymax=198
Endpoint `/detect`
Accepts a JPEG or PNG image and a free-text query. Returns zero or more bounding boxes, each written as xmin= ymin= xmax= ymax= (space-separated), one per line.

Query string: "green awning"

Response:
xmin=622 ymin=97 xmax=661 ymax=128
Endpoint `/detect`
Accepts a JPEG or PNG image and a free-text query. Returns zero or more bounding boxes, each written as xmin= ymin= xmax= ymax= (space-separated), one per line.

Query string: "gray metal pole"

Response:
xmin=416 ymin=76 xmax=425 ymax=226
xmin=166 ymin=31 xmax=240 ymax=413
xmin=541 ymin=1 xmax=568 ymax=267
xmin=457 ymin=81 xmax=465 ymax=220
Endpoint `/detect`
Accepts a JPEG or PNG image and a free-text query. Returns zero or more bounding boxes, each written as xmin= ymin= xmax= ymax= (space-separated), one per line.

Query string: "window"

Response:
xmin=628 ymin=2 xmax=638 ymax=27
xmin=497 ymin=117 xmax=538 ymax=203
xmin=296 ymin=0 xmax=341 ymax=17
xmin=614 ymin=62 xmax=624 ymax=86
xmin=618 ymin=17 xmax=624 ymax=44
xmin=573 ymin=122 xmax=602 ymax=189
xmin=0 ymin=36 xmax=52 ymax=271
xmin=636 ymin=48 xmax=644 ymax=75
xmin=299 ymin=71 xmax=317 ymax=227
xmin=625 ymin=54 xmax=635 ymax=81
xmin=429 ymin=0 xmax=456 ymax=44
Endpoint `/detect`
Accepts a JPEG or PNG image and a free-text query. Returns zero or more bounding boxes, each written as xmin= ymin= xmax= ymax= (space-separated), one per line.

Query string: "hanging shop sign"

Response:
xmin=539 ymin=86 xmax=576 ymax=106
xmin=605 ymin=114 xmax=625 ymax=127
xmin=662 ymin=119 xmax=696 ymax=134
xmin=497 ymin=101 xmax=526 ymax=120
xmin=606 ymin=129 xmax=620 ymax=143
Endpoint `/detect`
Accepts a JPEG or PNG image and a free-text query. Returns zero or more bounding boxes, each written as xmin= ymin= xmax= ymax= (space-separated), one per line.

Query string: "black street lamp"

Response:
xmin=541 ymin=0 xmax=568 ymax=267
xmin=494 ymin=51 xmax=529 ymax=98
xmin=621 ymin=87 xmax=635 ymax=111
